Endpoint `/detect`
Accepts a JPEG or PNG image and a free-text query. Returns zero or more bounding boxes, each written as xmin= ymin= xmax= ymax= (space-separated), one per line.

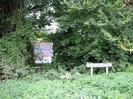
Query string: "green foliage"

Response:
xmin=1 ymin=0 xmax=133 ymax=80
xmin=52 ymin=0 xmax=133 ymax=71
xmin=0 ymin=0 xmax=25 ymax=36
xmin=0 ymin=72 xmax=133 ymax=99
xmin=0 ymin=23 xmax=35 ymax=80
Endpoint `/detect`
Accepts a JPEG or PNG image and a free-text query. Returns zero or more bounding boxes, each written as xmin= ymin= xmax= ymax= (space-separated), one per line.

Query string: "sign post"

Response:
xmin=34 ymin=42 xmax=53 ymax=64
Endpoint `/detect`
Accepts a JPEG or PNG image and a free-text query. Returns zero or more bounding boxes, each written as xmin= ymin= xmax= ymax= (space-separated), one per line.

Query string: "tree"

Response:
xmin=52 ymin=0 xmax=133 ymax=71
xmin=0 ymin=0 xmax=25 ymax=37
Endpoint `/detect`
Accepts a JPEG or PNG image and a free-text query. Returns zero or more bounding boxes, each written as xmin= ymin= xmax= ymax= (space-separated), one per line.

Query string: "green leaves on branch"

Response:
xmin=53 ymin=0 xmax=133 ymax=71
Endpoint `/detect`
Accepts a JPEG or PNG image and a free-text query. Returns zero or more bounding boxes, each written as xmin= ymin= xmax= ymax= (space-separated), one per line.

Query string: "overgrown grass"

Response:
xmin=0 ymin=72 xmax=133 ymax=99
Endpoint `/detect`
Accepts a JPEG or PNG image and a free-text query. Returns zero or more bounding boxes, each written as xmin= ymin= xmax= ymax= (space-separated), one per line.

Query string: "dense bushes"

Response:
xmin=52 ymin=0 xmax=133 ymax=71
xmin=0 ymin=72 xmax=133 ymax=99
xmin=0 ymin=24 xmax=35 ymax=80
xmin=0 ymin=0 xmax=133 ymax=80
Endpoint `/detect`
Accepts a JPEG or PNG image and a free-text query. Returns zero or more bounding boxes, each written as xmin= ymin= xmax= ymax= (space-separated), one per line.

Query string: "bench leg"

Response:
xmin=106 ymin=67 xmax=109 ymax=75
xmin=90 ymin=67 xmax=93 ymax=76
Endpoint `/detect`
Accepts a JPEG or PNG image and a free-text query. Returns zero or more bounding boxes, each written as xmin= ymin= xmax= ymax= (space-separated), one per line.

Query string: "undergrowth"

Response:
xmin=0 ymin=72 xmax=133 ymax=99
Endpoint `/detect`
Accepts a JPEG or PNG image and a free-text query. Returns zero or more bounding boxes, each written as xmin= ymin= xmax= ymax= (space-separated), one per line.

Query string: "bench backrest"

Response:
xmin=86 ymin=63 xmax=112 ymax=68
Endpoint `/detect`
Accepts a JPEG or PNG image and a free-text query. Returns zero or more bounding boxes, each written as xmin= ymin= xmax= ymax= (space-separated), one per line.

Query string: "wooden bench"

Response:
xmin=86 ymin=63 xmax=112 ymax=76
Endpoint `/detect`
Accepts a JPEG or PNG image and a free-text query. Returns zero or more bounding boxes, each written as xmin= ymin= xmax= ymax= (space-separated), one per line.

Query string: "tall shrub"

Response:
xmin=0 ymin=23 xmax=35 ymax=79
xmin=52 ymin=0 xmax=133 ymax=71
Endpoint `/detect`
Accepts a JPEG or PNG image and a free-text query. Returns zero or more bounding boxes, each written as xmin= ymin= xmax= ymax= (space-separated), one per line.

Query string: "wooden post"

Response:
xmin=106 ymin=66 xmax=109 ymax=75
xmin=90 ymin=67 xmax=93 ymax=76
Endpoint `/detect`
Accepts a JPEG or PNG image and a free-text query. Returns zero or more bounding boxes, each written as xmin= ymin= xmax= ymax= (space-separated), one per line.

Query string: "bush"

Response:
xmin=52 ymin=0 xmax=133 ymax=71
xmin=71 ymin=64 xmax=88 ymax=74
xmin=0 ymin=23 xmax=35 ymax=80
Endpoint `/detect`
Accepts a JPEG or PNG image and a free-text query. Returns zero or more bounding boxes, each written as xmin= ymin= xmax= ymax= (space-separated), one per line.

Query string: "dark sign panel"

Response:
xmin=34 ymin=42 xmax=53 ymax=64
